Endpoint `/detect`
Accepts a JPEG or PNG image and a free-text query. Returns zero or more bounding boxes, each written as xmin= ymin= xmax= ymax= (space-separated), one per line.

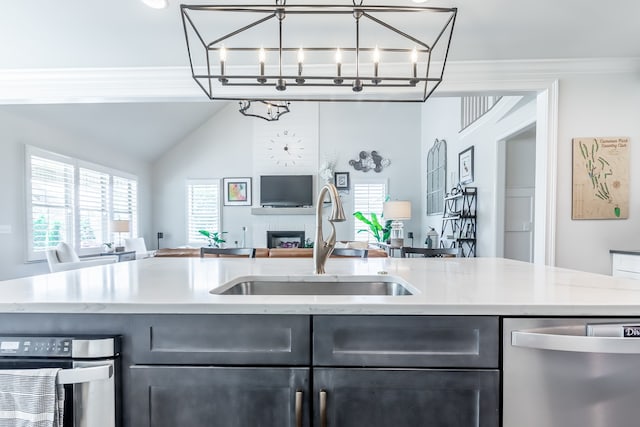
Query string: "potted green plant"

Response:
xmin=198 ymin=230 xmax=227 ymax=248
xmin=353 ymin=212 xmax=392 ymax=244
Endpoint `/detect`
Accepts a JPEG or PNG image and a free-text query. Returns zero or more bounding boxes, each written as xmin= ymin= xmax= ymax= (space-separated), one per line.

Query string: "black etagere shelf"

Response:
xmin=440 ymin=186 xmax=477 ymax=257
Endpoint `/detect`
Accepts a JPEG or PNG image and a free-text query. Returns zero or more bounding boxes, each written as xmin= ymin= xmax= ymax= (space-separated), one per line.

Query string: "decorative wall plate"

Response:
xmin=349 ymin=150 xmax=390 ymax=173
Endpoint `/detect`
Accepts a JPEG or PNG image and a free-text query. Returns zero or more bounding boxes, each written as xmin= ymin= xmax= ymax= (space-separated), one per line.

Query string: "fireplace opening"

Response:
xmin=267 ymin=231 xmax=306 ymax=249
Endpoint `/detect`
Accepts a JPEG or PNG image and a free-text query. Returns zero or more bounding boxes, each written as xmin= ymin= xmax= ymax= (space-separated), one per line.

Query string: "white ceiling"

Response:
xmin=1 ymin=0 xmax=639 ymax=162
xmin=2 ymin=102 xmax=225 ymax=162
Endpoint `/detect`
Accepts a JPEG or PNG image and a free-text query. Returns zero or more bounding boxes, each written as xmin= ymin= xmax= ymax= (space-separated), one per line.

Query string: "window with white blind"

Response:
xmin=112 ymin=175 xmax=138 ymax=243
xmin=26 ymin=146 xmax=139 ymax=261
xmin=353 ymin=181 xmax=387 ymax=242
xmin=78 ymin=168 xmax=108 ymax=248
xmin=30 ymin=154 xmax=74 ymax=252
xmin=187 ymin=179 xmax=221 ymax=245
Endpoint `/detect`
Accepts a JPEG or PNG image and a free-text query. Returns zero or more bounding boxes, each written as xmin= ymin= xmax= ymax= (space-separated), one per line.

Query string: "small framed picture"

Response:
xmin=223 ymin=177 xmax=252 ymax=206
xmin=458 ymin=146 xmax=474 ymax=185
xmin=334 ymin=172 xmax=350 ymax=190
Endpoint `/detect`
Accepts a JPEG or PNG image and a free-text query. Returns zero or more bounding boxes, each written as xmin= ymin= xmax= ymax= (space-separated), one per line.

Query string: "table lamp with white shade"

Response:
xmin=111 ymin=219 xmax=130 ymax=252
xmin=383 ymin=201 xmax=411 ymax=248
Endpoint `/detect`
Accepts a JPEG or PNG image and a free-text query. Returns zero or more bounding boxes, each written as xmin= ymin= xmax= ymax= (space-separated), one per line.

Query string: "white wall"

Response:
xmin=318 ymin=103 xmax=422 ymax=242
xmin=555 ymin=73 xmax=640 ymax=274
xmin=420 ymin=96 xmax=537 ymax=255
xmin=152 ymin=102 xmax=422 ymax=249
xmin=0 ymin=108 xmax=152 ymax=280
xmin=152 ymin=103 xmax=254 ymax=249
xmin=420 ymin=97 xmax=462 ymax=246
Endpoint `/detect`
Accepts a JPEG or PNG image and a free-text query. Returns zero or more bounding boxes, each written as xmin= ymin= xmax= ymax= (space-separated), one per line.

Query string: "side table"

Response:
xmin=101 ymin=251 xmax=136 ymax=262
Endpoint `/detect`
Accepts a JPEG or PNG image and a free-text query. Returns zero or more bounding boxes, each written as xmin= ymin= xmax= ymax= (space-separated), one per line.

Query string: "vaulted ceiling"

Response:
xmin=2 ymin=0 xmax=639 ymax=162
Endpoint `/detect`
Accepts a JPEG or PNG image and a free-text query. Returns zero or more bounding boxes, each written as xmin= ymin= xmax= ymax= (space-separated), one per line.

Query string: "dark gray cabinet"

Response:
xmin=312 ymin=315 xmax=500 ymax=427
xmin=313 ymin=368 xmax=499 ymax=427
xmin=129 ymin=366 xmax=310 ymax=427
xmin=0 ymin=313 xmax=500 ymax=427
xmin=127 ymin=314 xmax=311 ymax=427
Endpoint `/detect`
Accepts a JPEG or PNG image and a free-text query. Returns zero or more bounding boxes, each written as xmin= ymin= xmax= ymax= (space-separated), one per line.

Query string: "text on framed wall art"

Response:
xmin=572 ymin=136 xmax=629 ymax=219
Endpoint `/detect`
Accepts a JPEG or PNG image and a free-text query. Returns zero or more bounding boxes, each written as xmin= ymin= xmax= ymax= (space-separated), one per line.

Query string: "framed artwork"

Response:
xmin=458 ymin=146 xmax=474 ymax=185
xmin=223 ymin=177 xmax=252 ymax=206
xmin=572 ymin=136 xmax=629 ymax=219
xmin=334 ymin=172 xmax=350 ymax=190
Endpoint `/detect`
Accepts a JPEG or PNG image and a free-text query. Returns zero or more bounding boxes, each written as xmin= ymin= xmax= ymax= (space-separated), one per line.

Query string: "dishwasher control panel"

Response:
xmin=0 ymin=336 xmax=72 ymax=357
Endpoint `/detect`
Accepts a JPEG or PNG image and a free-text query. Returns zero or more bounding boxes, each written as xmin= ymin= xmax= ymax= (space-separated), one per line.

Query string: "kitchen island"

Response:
xmin=1 ymin=257 xmax=640 ymax=427
xmin=0 ymin=256 xmax=639 ymax=315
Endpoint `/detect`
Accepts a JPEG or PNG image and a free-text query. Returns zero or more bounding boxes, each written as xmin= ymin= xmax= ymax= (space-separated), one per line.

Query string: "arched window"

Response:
xmin=426 ymin=138 xmax=447 ymax=215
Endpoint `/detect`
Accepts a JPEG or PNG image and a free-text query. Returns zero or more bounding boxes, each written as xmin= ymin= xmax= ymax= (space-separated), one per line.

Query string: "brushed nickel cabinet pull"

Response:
xmin=295 ymin=391 xmax=303 ymax=427
xmin=320 ymin=390 xmax=328 ymax=427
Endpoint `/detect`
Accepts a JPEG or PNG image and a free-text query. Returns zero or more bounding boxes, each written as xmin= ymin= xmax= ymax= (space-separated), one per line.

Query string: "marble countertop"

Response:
xmin=1 ymin=257 xmax=640 ymax=316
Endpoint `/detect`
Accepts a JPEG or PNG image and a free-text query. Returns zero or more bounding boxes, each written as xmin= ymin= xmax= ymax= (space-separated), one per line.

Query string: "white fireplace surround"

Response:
xmin=267 ymin=231 xmax=306 ymax=249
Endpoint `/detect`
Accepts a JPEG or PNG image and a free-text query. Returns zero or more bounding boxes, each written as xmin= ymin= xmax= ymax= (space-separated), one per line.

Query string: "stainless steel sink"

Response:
xmin=211 ymin=275 xmax=416 ymax=296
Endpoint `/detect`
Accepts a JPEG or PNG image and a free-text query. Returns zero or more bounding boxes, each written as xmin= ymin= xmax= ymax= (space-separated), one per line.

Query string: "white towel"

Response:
xmin=0 ymin=368 xmax=64 ymax=427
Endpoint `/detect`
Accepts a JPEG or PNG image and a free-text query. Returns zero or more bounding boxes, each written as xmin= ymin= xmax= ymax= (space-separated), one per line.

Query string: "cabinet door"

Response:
xmin=129 ymin=366 xmax=310 ymax=427
xmin=313 ymin=368 xmax=499 ymax=427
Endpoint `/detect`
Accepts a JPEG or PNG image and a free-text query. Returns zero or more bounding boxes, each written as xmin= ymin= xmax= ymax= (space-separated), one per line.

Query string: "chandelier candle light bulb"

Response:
xmin=218 ymin=46 xmax=227 ymax=83
xmin=296 ymin=47 xmax=305 ymax=84
xmin=334 ymin=48 xmax=343 ymax=84
xmin=258 ymin=47 xmax=266 ymax=83
xmin=372 ymin=45 xmax=381 ymax=84
xmin=410 ymin=47 xmax=419 ymax=85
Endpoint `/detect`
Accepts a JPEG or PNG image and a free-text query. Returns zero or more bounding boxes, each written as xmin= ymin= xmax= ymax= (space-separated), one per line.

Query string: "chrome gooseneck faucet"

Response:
xmin=313 ymin=183 xmax=346 ymax=274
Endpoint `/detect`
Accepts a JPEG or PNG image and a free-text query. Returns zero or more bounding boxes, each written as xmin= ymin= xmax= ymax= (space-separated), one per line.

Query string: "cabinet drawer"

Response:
xmin=313 ymin=315 xmax=499 ymax=368
xmin=131 ymin=314 xmax=310 ymax=365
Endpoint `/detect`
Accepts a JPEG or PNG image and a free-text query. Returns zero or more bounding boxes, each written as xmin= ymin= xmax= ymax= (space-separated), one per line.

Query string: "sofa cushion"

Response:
xmin=346 ymin=241 xmax=369 ymax=250
xmin=56 ymin=242 xmax=80 ymax=263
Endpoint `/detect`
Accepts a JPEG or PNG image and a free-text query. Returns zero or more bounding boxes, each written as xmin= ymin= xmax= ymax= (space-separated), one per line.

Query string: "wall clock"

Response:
xmin=266 ymin=129 xmax=305 ymax=167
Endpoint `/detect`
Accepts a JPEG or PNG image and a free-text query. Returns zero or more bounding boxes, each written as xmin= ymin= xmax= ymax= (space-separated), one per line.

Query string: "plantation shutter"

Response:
xmin=187 ymin=180 xmax=221 ymax=244
xmin=78 ymin=168 xmax=109 ymax=248
xmin=29 ymin=154 xmax=74 ymax=253
xmin=353 ymin=182 xmax=387 ymax=242
xmin=112 ymin=176 xmax=138 ymax=242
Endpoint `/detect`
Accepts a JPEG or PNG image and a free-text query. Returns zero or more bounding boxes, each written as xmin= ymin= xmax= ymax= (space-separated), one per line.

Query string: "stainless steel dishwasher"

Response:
xmin=504 ymin=318 xmax=640 ymax=427
xmin=0 ymin=335 xmax=120 ymax=427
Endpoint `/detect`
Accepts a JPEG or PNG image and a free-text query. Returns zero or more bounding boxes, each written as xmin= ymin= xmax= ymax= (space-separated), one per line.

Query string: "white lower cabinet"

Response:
xmin=612 ymin=252 xmax=640 ymax=279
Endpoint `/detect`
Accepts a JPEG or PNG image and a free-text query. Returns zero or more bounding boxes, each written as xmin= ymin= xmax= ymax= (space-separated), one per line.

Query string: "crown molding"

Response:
xmin=0 ymin=58 xmax=638 ymax=104
xmin=438 ymin=57 xmax=640 ymax=94
xmin=0 ymin=67 xmax=203 ymax=104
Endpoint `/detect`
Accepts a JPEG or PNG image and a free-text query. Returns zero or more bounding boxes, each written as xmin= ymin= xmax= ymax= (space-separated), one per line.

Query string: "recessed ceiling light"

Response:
xmin=142 ymin=0 xmax=169 ymax=9
xmin=412 ymin=0 xmax=428 ymax=3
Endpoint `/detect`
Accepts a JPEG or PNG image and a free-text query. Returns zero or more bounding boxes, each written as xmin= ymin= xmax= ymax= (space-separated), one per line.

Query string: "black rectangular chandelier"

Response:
xmin=181 ymin=1 xmax=457 ymax=102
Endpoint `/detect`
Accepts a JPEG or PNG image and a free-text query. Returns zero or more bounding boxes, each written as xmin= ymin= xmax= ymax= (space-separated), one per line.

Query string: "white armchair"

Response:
xmin=45 ymin=242 xmax=118 ymax=273
xmin=124 ymin=237 xmax=155 ymax=259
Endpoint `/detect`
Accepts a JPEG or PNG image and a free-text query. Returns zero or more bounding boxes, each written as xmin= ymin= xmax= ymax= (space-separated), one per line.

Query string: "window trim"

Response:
xmin=25 ymin=145 xmax=138 ymax=261
xmin=186 ymin=179 xmax=222 ymax=247
xmin=352 ymin=177 xmax=388 ymax=243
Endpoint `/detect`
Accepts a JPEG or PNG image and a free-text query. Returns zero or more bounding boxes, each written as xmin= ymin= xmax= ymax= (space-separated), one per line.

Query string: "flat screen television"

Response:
xmin=260 ymin=175 xmax=313 ymax=207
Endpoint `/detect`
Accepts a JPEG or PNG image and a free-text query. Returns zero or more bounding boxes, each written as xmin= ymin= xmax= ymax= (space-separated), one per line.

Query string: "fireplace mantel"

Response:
xmin=251 ymin=207 xmax=314 ymax=215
